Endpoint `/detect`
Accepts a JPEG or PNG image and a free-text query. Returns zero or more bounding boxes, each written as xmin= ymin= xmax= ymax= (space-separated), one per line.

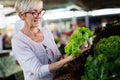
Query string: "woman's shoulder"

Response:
xmin=12 ymin=31 xmax=24 ymax=40
xmin=12 ymin=31 xmax=30 ymax=45
xmin=12 ymin=32 xmax=34 ymax=50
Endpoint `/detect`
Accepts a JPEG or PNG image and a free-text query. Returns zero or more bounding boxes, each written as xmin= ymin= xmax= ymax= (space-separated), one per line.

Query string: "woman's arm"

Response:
xmin=49 ymin=55 xmax=75 ymax=73
xmin=49 ymin=44 xmax=91 ymax=73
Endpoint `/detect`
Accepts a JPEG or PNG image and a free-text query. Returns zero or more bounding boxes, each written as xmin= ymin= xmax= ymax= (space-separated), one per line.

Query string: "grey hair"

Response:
xmin=15 ymin=0 xmax=43 ymax=14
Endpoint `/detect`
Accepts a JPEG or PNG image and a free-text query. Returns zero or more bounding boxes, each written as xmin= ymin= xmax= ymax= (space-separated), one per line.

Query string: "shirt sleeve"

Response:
xmin=38 ymin=65 xmax=50 ymax=78
xmin=12 ymin=37 xmax=51 ymax=78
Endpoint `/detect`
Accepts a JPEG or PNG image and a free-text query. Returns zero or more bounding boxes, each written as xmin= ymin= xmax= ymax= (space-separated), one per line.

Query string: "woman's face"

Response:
xmin=20 ymin=9 xmax=45 ymax=28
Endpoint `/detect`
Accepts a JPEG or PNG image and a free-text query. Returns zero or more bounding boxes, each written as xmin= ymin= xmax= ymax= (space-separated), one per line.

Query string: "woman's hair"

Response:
xmin=15 ymin=0 xmax=43 ymax=14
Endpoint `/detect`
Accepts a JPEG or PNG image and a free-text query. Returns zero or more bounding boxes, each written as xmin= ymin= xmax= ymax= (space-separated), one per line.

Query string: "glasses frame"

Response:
xmin=24 ymin=9 xmax=46 ymax=17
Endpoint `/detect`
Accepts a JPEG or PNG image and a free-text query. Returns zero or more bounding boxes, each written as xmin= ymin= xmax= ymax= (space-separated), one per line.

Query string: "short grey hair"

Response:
xmin=15 ymin=0 xmax=43 ymax=14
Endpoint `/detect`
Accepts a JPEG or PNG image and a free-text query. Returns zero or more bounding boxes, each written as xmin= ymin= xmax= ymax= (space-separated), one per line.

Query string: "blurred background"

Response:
xmin=0 ymin=0 xmax=120 ymax=80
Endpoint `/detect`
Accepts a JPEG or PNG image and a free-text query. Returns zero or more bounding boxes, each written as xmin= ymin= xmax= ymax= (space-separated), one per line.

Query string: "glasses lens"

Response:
xmin=34 ymin=9 xmax=45 ymax=17
xmin=41 ymin=9 xmax=45 ymax=15
xmin=24 ymin=9 xmax=46 ymax=17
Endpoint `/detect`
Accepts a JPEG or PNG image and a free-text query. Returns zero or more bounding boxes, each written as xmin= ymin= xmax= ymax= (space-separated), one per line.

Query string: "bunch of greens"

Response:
xmin=81 ymin=36 xmax=120 ymax=80
xmin=64 ymin=27 xmax=93 ymax=57
xmin=94 ymin=21 xmax=120 ymax=43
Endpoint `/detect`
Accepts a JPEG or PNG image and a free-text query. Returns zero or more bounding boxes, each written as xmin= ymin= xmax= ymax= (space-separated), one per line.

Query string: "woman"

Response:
xmin=12 ymin=0 xmax=90 ymax=80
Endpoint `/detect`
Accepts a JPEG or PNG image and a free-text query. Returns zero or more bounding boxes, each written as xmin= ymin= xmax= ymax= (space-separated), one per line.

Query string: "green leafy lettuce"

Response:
xmin=64 ymin=27 xmax=93 ymax=57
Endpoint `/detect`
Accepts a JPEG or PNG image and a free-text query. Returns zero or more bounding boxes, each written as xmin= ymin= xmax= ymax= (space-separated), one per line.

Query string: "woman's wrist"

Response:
xmin=64 ymin=55 xmax=75 ymax=63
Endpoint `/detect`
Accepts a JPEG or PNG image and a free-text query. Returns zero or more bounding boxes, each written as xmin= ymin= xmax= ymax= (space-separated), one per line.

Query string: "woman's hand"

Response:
xmin=81 ymin=43 xmax=91 ymax=55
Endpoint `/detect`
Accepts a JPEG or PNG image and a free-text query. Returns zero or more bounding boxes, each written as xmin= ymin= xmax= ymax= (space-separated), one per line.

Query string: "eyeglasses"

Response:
xmin=25 ymin=9 xmax=46 ymax=17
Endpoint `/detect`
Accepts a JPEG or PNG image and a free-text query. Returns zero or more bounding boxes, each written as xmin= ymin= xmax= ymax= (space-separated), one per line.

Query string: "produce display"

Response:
xmin=64 ymin=27 xmax=93 ymax=57
xmin=56 ymin=22 xmax=120 ymax=80
xmin=93 ymin=22 xmax=120 ymax=43
xmin=81 ymin=36 xmax=120 ymax=80
xmin=81 ymin=21 xmax=120 ymax=80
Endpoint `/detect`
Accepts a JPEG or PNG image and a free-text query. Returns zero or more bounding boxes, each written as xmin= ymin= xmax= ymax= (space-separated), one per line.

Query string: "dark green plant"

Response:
xmin=81 ymin=36 xmax=120 ymax=80
xmin=94 ymin=22 xmax=120 ymax=43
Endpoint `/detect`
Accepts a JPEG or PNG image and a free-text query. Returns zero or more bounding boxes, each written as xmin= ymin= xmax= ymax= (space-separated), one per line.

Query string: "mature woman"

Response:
xmin=12 ymin=0 xmax=91 ymax=80
xmin=12 ymin=0 xmax=78 ymax=80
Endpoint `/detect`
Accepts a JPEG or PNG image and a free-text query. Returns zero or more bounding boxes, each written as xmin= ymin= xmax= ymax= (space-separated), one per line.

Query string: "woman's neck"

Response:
xmin=21 ymin=26 xmax=44 ymax=42
xmin=21 ymin=26 xmax=40 ymax=37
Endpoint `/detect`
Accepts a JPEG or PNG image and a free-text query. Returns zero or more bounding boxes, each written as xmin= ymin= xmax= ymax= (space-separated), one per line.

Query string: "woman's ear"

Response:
xmin=19 ymin=12 xmax=24 ymax=20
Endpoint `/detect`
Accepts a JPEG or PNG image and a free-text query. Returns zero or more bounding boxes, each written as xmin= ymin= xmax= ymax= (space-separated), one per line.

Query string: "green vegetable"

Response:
xmin=64 ymin=27 xmax=93 ymax=57
xmin=81 ymin=36 xmax=120 ymax=80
